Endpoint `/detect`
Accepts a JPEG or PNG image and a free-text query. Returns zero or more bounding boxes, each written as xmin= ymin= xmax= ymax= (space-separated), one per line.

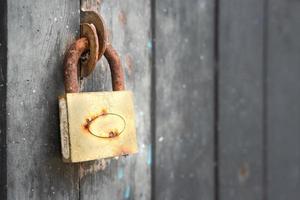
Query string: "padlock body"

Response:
xmin=59 ymin=91 xmax=138 ymax=162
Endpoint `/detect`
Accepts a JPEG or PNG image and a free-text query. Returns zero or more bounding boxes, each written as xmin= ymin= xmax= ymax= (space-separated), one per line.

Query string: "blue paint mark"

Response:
xmin=118 ymin=167 xmax=124 ymax=180
xmin=147 ymin=144 xmax=152 ymax=166
xmin=124 ymin=185 xmax=131 ymax=199
xmin=147 ymin=41 xmax=152 ymax=49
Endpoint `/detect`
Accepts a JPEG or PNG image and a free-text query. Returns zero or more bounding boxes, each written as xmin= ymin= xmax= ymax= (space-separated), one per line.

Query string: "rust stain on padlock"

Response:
xmin=114 ymin=146 xmax=131 ymax=157
xmin=82 ymin=109 xmax=126 ymax=138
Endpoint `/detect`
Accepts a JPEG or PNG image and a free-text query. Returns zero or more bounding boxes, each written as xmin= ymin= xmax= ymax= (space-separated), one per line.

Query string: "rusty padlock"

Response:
xmin=59 ymin=12 xmax=138 ymax=163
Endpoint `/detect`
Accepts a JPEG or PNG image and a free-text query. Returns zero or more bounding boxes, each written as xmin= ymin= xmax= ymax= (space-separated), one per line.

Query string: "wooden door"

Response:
xmin=1 ymin=0 xmax=300 ymax=200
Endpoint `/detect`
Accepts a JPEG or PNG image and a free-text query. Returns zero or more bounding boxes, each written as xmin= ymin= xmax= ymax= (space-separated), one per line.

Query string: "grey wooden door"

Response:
xmin=1 ymin=0 xmax=300 ymax=200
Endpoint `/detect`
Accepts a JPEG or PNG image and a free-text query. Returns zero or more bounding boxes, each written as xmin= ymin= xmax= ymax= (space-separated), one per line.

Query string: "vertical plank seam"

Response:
xmin=78 ymin=164 xmax=81 ymax=200
xmin=0 ymin=0 xmax=7 ymax=199
xmin=214 ymin=0 xmax=220 ymax=199
xmin=150 ymin=0 xmax=156 ymax=199
xmin=262 ymin=0 xmax=269 ymax=199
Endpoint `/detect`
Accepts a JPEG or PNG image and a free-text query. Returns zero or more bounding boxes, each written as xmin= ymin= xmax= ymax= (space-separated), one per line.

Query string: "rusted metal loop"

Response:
xmin=81 ymin=10 xmax=108 ymax=61
xmin=64 ymin=39 xmax=125 ymax=93
xmin=80 ymin=23 xmax=99 ymax=77
xmin=104 ymin=44 xmax=125 ymax=91
xmin=64 ymin=38 xmax=89 ymax=93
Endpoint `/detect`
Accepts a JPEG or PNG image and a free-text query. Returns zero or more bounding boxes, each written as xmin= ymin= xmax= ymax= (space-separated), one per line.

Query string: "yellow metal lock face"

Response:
xmin=59 ymin=91 xmax=137 ymax=163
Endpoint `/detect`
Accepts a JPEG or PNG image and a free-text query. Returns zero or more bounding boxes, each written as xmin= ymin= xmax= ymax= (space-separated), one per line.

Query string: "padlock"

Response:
xmin=58 ymin=23 xmax=138 ymax=163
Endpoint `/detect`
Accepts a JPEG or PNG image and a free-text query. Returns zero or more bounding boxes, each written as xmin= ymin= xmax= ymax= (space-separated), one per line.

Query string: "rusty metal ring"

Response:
xmin=80 ymin=23 xmax=99 ymax=77
xmin=81 ymin=10 xmax=108 ymax=62
xmin=81 ymin=11 xmax=125 ymax=91
xmin=64 ymin=38 xmax=89 ymax=93
xmin=64 ymin=40 xmax=125 ymax=93
xmin=104 ymin=44 xmax=125 ymax=91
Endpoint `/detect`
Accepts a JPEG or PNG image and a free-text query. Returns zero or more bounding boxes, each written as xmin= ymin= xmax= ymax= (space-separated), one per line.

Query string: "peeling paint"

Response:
xmin=124 ymin=185 xmax=131 ymax=199
xmin=147 ymin=145 xmax=152 ymax=166
xmin=118 ymin=167 xmax=124 ymax=180
xmin=147 ymin=41 xmax=152 ymax=49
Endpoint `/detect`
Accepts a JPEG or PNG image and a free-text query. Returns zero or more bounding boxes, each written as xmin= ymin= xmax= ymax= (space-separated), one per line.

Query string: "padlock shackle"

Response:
xmin=64 ymin=38 xmax=88 ymax=93
xmin=104 ymin=44 xmax=125 ymax=91
xmin=64 ymin=38 xmax=125 ymax=93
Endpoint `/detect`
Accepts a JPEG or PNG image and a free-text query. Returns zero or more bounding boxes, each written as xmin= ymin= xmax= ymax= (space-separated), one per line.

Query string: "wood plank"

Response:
xmin=218 ymin=0 xmax=264 ymax=199
xmin=79 ymin=0 xmax=151 ymax=199
xmin=154 ymin=0 xmax=215 ymax=199
xmin=6 ymin=0 xmax=80 ymax=199
xmin=267 ymin=1 xmax=300 ymax=199
xmin=0 ymin=0 xmax=7 ymax=199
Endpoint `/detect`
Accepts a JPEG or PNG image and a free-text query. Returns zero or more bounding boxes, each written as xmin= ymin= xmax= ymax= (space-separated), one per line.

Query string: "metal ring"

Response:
xmin=80 ymin=23 xmax=99 ymax=77
xmin=64 ymin=38 xmax=89 ymax=93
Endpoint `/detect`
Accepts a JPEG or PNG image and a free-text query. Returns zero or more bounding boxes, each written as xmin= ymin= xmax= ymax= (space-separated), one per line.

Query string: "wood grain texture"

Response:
xmin=79 ymin=0 xmax=151 ymax=199
xmin=267 ymin=1 xmax=300 ymax=199
xmin=6 ymin=0 xmax=80 ymax=199
xmin=218 ymin=0 xmax=264 ymax=199
xmin=0 ymin=0 xmax=7 ymax=199
xmin=154 ymin=0 xmax=215 ymax=199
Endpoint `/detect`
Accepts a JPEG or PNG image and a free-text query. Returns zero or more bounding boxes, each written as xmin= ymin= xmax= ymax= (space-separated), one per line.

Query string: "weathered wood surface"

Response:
xmin=267 ymin=1 xmax=300 ymax=199
xmin=0 ymin=1 xmax=7 ymax=199
xmin=79 ymin=0 xmax=151 ymax=200
xmin=6 ymin=0 xmax=80 ymax=199
xmin=218 ymin=0 xmax=264 ymax=199
xmin=3 ymin=0 xmax=300 ymax=199
xmin=154 ymin=0 xmax=216 ymax=199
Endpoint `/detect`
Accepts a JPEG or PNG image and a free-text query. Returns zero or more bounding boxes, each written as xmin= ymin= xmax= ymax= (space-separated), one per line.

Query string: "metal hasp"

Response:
xmin=59 ymin=10 xmax=138 ymax=163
